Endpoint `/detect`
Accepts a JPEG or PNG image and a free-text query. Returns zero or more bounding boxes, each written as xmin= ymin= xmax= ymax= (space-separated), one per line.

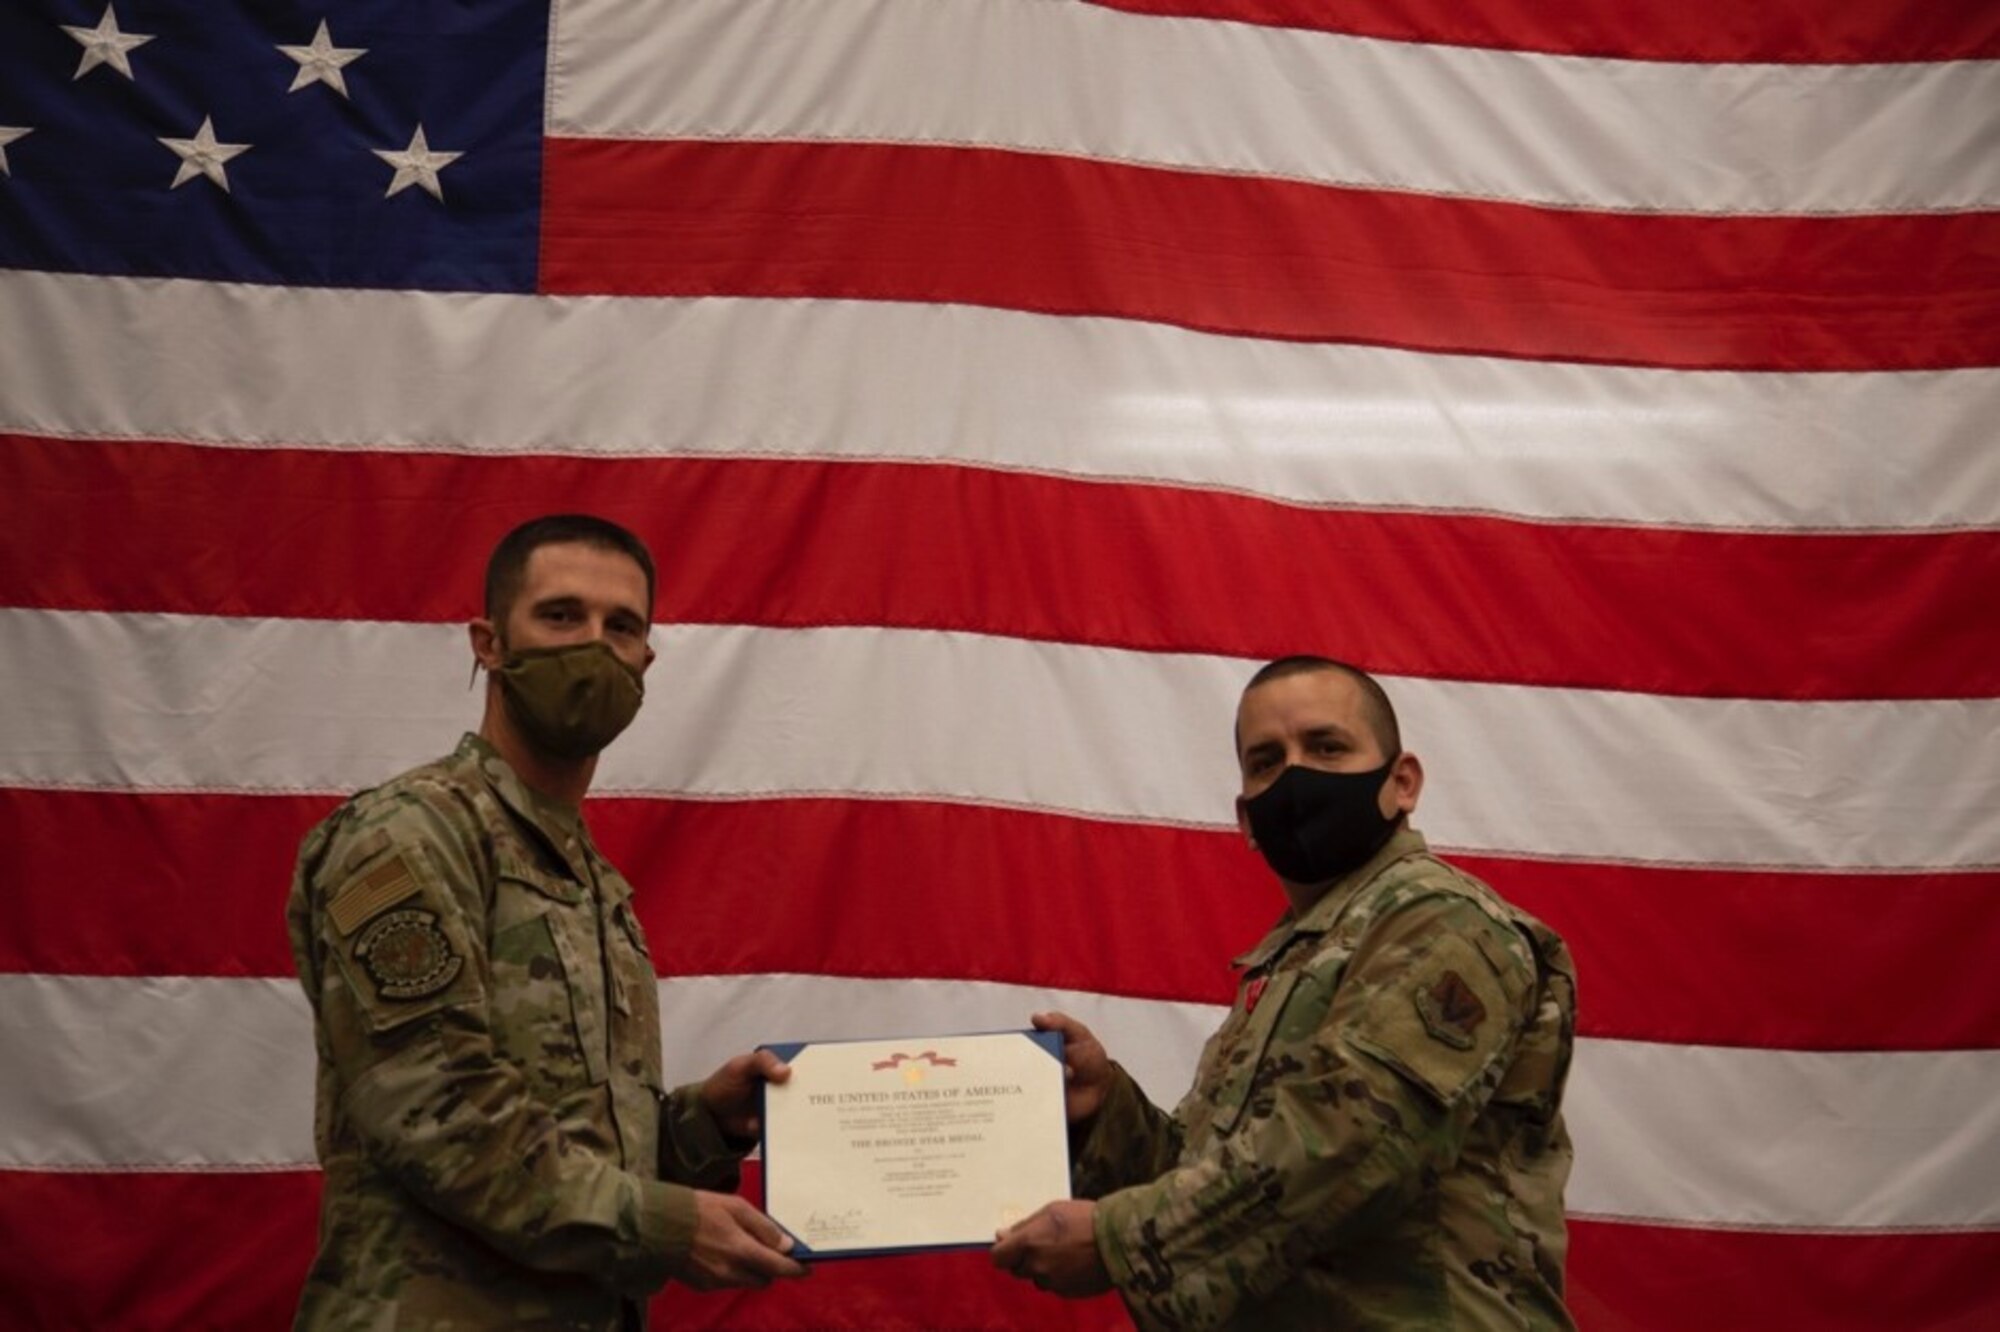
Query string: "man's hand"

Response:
xmin=676 ymin=1191 xmax=809 ymax=1290
xmin=1031 ymin=1011 xmax=1112 ymax=1126
xmin=698 ymin=1048 xmax=790 ymax=1142
xmin=991 ymin=1199 xmax=1111 ymax=1298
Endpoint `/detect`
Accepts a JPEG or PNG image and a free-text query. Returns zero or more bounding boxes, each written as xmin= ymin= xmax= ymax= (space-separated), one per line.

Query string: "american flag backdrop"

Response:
xmin=2 ymin=1 xmax=1998 ymax=1327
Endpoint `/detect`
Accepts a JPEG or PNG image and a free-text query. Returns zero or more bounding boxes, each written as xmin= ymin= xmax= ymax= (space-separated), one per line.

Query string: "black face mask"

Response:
xmin=1241 ymin=760 xmax=1399 ymax=886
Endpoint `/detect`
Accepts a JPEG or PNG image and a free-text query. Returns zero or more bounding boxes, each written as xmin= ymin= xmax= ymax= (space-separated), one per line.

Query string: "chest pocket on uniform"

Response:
xmin=1198 ymin=970 xmax=1304 ymax=1140
xmin=488 ymin=861 xmax=609 ymax=1091
xmin=603 ymin=897 xmax=665 ymax=1093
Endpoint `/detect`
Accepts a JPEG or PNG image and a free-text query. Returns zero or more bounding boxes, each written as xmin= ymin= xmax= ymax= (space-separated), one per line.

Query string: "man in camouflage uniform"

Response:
xmin=994 ymin=656 xmax=1576 ymax=1329
xmin=287 ymin=514 xmax=807 ymax=1329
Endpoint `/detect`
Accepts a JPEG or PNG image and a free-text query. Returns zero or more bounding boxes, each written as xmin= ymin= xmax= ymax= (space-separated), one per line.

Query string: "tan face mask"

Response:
xmin=494 ymin=640 xmax=644 ymax=760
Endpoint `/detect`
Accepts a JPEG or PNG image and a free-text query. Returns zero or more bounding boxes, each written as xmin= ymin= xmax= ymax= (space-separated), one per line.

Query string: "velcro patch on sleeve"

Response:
xmin=328 ymin=852 xmax=423 ymax=937
xmin=1416 ymin=970 xmax=1489 ymax=1051
xmin=1348 ymin=931 xmax=1513 ymax=1107
xmin=352 ymin=908 xmax=463 ymax=1000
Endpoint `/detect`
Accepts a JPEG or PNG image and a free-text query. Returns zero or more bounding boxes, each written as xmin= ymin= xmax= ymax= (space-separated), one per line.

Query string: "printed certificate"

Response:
xmin=759 ymin=1030 xmax=1071 ymax=1258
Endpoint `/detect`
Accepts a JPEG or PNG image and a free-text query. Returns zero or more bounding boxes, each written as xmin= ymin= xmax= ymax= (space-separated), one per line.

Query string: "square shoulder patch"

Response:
xmin=1416 ymin=970 xmax=1488 ymax=1051
xmin=320 ymin=841 xmax=475 ymax=1026
xmin=1347 ymin=931 xmax=1513 ymax=1107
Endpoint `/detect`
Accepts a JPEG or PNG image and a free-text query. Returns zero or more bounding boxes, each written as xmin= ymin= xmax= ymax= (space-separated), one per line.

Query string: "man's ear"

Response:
xmin=1385 ymin=751 xmax=1425 ymax=817
xmin=468 ymin=618 xmax=504 ymax=673
xmin=1235 ymin=795 xmax=1256 ymax=847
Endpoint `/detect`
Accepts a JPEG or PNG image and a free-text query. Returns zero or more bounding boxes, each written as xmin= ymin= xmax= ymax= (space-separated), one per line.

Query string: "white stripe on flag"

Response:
xmin=1565 ymin=1037 xmax=2000 ymax=1231
xmin=4 ymin=270 xmax=1993 ymax=532
xmin=0 ymin=975 xmax=313 ymax=1170
xmin=4 ymin=610 xmax=1997 ymax=871
xmin=7 ymin=972 xmax=1997 ymax=1230
xmin=549 ymin=0 xmax=2000 ymax=215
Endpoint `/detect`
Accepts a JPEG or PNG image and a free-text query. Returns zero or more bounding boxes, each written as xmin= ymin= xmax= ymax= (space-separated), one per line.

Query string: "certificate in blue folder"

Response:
xmin=758 ymin=1029 xmax=1071 ymax=1259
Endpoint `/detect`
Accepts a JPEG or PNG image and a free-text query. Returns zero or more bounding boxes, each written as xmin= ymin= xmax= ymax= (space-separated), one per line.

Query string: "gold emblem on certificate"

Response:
xmin=760 ymin=1030 xmax=1071 ymax=1257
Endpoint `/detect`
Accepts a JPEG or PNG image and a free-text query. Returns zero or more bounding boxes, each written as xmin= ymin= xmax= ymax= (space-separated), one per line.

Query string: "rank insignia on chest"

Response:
xmin=353 ymin=908 xmax=463 ymax=1000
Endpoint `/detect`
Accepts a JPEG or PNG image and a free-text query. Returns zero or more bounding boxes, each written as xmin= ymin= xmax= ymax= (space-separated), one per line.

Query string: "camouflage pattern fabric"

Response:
xmin=286 ymin=734 xmax=743 ymax=1330
xmin=1077 ymin=826 xmax=1577 ymax=1331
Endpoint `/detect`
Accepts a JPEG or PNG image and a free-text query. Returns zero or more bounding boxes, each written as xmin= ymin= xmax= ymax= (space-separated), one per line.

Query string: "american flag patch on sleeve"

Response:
xmin=328 ymin=854 xmax=422 ymax=937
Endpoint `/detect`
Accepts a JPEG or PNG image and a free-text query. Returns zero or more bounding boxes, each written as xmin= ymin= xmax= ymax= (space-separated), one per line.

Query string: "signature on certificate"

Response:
xmin=804 ymin=1207 xmax=868 ymax=1243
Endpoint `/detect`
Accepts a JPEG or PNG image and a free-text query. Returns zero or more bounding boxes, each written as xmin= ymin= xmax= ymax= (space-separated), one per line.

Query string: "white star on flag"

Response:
xmin=0 ymin=128 xmax=30 ymax=177
xmin=278 ymin=20 xmax=366 ymax=98
xmin=158 ymin=117 xmax=251 ymax=192
xmin=62 ymin=5 xmax=155 ymax=81
xmin=373 ymin=126 xmax=462 ymax=201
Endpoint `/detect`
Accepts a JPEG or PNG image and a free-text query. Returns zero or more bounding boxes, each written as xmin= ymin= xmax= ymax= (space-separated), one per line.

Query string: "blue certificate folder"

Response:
xmin=757 ymin=1029 xmax=1071 ymax=1260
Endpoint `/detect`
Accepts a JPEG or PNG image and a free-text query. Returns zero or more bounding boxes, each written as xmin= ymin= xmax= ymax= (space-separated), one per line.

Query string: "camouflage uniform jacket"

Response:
xmin=1077 ymin=825 xmax=1577 ymax=1331
xmin=286 ymin=734 xmax=744 ymax=1331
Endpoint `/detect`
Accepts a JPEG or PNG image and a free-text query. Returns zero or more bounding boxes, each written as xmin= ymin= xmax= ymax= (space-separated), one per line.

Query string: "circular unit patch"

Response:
xmin=354 ymin=908 xmax=463 ymax=1000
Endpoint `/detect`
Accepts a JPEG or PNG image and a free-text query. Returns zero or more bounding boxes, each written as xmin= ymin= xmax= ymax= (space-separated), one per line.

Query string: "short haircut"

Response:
xmin=484 ymin=514 xmax=656 ymax=623
xmin=1240 ymin=654 xmax=1402 ymax=757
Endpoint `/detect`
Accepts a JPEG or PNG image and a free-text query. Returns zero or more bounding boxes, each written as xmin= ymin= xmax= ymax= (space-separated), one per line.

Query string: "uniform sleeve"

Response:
xmin=659 ymin=1081 xmax=749 ymax=1192
xmin=289 ymin=800 xmax=688 ymax=1297
xmin=1092 ymin=896 xmax=1540 ymax=1332
xmin=1070 ymin=1061 xmax=1185 ymax=1200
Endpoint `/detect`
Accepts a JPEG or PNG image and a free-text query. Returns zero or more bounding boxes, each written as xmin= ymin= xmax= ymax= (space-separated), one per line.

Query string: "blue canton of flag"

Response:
xmin=0 ymin=1 xmax=547 ymax=291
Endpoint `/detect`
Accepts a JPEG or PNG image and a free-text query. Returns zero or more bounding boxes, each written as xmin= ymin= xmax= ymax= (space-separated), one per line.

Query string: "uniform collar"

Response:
xmin=1231 ymin=823 xmax=1430 ymax=971
xmin=457 ymin=732 xmax=600 ymax=886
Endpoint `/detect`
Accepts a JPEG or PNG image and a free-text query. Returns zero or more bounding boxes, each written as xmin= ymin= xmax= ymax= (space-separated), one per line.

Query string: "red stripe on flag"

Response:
xmin=11 ymin=787 xmax=2000 ymax=1051
xmin=0 ymin=1169 xmax=322 ymax=1332
xmin=3 ymin=1168 xmax=1994 ymax=1331
xmin=1566 ymin=1217 xmax=2000 ymax=1332
xmin=613 ymin=804 xmax=2000 ymax=1053
xmin=1084 ymin=0 xmax=2000 ymax=64
xmin=0 ymin=787 xmax=337 ymax=977
xmin=11 ymin=434 xmax=1998 ymax=701
xmin=539 ymin=140 xmax=2000 ymax=372
xmin=0 ymin=1166 xmax=1130 ymax=1331
xmin=1455 ymin=854 xmax=2000 ymax=1054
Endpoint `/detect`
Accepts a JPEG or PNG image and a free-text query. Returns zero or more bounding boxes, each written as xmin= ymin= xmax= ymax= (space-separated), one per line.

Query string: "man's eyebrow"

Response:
xmin=528 ymin=594 xmax=644 ymax=617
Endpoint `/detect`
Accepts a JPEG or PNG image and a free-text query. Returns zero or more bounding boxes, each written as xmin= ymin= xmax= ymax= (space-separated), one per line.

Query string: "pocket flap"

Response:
xmin=494 ymin=848 xmax=584 ymax=904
